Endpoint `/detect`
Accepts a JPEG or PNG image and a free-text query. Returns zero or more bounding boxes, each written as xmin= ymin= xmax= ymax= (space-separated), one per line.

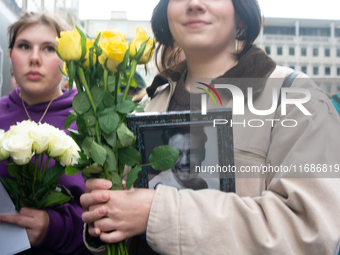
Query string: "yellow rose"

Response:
xmin=97 ymin=30 xmax=128 ymax=72
xmin=56 ymin=29 xmax=82 ymax=62
xmin=130 ymin=26 xmax=155 ymax=64
xmin=83 ymin=38 xmax=96 ymax=68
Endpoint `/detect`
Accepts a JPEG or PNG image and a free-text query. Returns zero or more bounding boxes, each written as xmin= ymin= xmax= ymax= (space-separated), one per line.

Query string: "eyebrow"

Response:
xmin=15 ymin=39 xmax=55 ymax=45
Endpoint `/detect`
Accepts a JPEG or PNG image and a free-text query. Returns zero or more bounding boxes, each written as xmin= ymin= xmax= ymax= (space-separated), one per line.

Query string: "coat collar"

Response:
xmin=147 ymin=45 xmax=276 ymax=99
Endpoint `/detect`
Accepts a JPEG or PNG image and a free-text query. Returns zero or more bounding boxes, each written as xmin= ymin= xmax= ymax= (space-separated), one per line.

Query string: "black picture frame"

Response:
xmin=126 ymin=109 xmax=235 ymax=192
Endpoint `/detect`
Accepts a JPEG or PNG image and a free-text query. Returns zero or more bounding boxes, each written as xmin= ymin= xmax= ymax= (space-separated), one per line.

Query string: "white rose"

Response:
xmin=29 ymin=123 xmax=58 ymax=154
xmin=2 ymin=133 xmax=34 ymax=165
xmin=48 ymin=133 xmax=74 ymax=158
xmin=0 ymin=130 xmax=10 ymax=160
xmin=0 ymin=129 xmax=5 ymax=140
xmin=59 ymin=138 xmax=80 ymax=166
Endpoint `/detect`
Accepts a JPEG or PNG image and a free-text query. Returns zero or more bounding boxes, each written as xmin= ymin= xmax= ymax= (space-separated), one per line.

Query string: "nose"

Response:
xmin=29 ymin=47 xmax=41 ymax=66
xmin=179 ymin=152 xmax=190 ymax=166
xmin=186 ymin=0 xmax=206 ymax=14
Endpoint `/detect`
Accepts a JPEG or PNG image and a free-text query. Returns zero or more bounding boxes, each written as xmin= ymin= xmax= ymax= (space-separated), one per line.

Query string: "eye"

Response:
xmin=18 ymin=43 xmax=30 ymax=50
xmin=44 ymin=45 xmax=55 ymax=52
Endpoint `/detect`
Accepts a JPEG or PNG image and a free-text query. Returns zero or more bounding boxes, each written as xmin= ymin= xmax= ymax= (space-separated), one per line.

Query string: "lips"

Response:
xmin=184 ymin=19 xmax=209 ymax=28
xmin=26 ymin=71 xmax=43 ymax=81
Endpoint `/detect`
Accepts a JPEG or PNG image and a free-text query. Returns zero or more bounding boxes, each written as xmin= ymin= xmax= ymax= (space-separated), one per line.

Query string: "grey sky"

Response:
xmin=79 ymin=0 xmax=340 ymax=21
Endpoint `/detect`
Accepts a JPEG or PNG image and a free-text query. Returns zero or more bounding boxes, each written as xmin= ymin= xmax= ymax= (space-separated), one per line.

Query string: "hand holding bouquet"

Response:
xmin=55 ymin=27 xmax=179 ymax=255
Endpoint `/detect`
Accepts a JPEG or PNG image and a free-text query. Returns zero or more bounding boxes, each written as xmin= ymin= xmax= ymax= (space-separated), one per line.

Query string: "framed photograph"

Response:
xmin=127 ymin=109 xmax=235 ymax=192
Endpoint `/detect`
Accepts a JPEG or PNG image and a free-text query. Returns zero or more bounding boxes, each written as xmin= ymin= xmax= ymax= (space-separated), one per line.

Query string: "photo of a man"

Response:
xmin=149 ymin=126 xmax=214 ymax=190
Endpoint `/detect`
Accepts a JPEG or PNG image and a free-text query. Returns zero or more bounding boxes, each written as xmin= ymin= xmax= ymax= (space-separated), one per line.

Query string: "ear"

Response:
xmin=9 ymin=50 xmax=12 ymax=59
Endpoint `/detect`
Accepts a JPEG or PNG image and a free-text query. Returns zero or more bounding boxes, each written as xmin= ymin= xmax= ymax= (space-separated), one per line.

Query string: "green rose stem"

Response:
xmin=106 ymin=243 xmax=111 ymax=255
xmin=114 ymin=72 xmax=120 ymax=104
xmin=74 ymin=76 xmax=82 ymax=92
xmin=77 ymin=66 xmax=101 ymax=144
xmin=32 ymin=155 xmax=40 ymax=198
xmin=41 ymin=155 xmax=51 ymax=179
xmin=22 ymin=164 xmax=27 ymax=186
xmin=103 ymin=69 xmax=109 ymax=91
xmin=122 ymin=59 xmax=137 ymax=101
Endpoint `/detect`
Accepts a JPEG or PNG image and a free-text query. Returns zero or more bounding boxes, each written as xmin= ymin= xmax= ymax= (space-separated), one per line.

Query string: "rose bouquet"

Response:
xmin=0 ymin=120 xmax=79 ymax=210
xmin=55 ymin=27 xmax=179 ymax=255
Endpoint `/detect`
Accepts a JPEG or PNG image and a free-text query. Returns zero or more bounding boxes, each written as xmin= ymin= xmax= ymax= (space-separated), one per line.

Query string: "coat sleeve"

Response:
xmin=145 ymin=78 xmax=340 ymax=255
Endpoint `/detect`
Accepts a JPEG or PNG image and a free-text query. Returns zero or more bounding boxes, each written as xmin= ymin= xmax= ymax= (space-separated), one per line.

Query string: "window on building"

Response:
xmin=325 ymin=67 xmax=331 ymax=76
xmin=335 ymin=28 xmax=340 ymax=37
xmin=301 ymin=47 xmax=307 ymax=56
xmin=337 ymin=49 xmax=340 ymax=57
xmin=325 ymin=48 xmax=330 ymax=57
xmin=289 ymin=65 xmax=295 ymax=70
xmin=337 ymin=67 xmax=340 ymax=76
xmin=265 ymin=46 xmax=271 ymax=55
xmin=277 ymin=47 xmax=283 ymax=55
xmin=299 ymin=27 xmax=331 ymax=37
xmin=313 ymin=48 xmax=319 ymax=57
xmin=313 ymin=66 xmax=319 ymax=75
xmin=263 ymin=26 xmax=295 ymax=35
xmin=301 ymin=66 xmax=307 ymax=74
xmin=289 ymin=47 xmax=295 ymax=56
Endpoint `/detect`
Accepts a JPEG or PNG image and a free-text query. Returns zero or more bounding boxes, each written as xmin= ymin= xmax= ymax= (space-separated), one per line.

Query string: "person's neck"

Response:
xmin=184 ymin=49 xmax=237 ymax=92
xmin=20 ymin=88 xmax=63 ymax=105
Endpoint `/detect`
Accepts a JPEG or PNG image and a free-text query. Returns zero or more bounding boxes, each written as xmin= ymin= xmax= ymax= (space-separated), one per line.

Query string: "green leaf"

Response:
xmin=64 ymin=114 xmax=77 ymax=129
xmin=7 ymin=163 xmax=21 ymax=179
xmin=65 ymin=165 xmax=82 ymax=176
xmin=149 ymin=145 xmax=179 ymax=171
xmin=116 ymin=100 xmax=137 ymax=114
xmin=76 ymin=114 xmax=89 ymax=137
xmin=103 ymin=90 xmax=115 ymax=107
xmin=106 ymin=75 xmax=116 ymax=93
xmin=117 ymin=123 xmax=136 ymax=147
xmin=103 ymin=131 xmax=117 ymax=148
xmin=118 ymin=148 xmax=141 ymax=166
xmin=134 ymin=106 xmax=145 ymax=113
xmin=35 ymin=186 xmax=49 ymax=200
xmin=90 ymin=86 xmax=104 ymax=108
xmin=42 ymin=164 xmax=65 ymax=186
xmin=0 ymin=178 xmax=20 ymax=195
xmin=68 ymin=61 xmax=76 ymax=90
xmin=41 ymin=192 xmax=71 ymax=208
xmin=126 ymin=165 xmax=141 ymax=190
xmin=82 ymin=115 xmax=96 ymax=127
xmin=73 ymin=91 xmax=91 ymax=114
xmin=118 ymin=47 xmax=130 ymax=72
xmin=76 ymin=26 xmax=87 ymax=60
xmin=69 ymin=130 xmax=83 ymax=149
xmin=110 ymin=171 xmax=122 ymax=190
xmin=83 ymin=163 xmax=103 ymax=174
xmin=103 ymin=145 xmax=117 ymax=172
xmin=98 ymin=107 xmax=120 ymax=135
xmin=90 ymin=141 xmax=107 ymax=166
xmin=53 ymin=43 xmax=64 ymax=61
xmin=74 ymin=151 xmax=90 ymax=167
xmin=82 ymin=137 xmax=93 ymax=158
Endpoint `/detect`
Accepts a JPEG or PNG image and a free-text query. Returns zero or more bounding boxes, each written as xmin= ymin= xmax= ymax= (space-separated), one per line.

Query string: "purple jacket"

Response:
xmin=0 ymin=88 xmax=91 ymax=255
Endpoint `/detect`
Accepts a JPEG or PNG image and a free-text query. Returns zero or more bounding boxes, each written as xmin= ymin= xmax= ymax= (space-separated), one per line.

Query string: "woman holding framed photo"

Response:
xmin=81 ymin=0 xmax=340 ymax=254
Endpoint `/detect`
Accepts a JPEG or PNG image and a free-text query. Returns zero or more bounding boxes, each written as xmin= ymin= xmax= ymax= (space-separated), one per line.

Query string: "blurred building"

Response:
xmin=256 ymin=17 xmax=340 ymax=94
